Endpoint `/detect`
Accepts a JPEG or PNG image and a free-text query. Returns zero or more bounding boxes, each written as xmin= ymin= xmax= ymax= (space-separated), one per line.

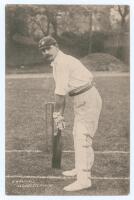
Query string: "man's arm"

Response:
xmin=54 ymin=94 xmax=66 ymax=115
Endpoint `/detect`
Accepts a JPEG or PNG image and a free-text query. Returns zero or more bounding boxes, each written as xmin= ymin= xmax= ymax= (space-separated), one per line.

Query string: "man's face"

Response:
xmin=41 ymin=45 xmax=58 ymax=62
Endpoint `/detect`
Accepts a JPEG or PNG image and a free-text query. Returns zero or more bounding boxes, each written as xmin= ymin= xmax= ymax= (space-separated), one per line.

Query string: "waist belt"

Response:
xmin=69 ymin=81 xmax=95 ymax=97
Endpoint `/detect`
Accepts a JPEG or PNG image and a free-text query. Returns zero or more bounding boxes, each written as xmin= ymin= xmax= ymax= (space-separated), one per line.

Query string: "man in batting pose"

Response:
xmin=38 ymin=36 xmax=102 ymax=192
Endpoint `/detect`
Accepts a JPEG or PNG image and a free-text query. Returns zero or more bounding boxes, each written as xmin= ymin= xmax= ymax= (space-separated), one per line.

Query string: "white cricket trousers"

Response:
xmin=73 ymin=86 xmax=102 ymax=184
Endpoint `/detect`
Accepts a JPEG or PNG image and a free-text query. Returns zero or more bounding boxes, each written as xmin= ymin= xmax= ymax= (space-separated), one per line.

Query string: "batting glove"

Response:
xmin=53 ymin=112 xmax=65 ymax=130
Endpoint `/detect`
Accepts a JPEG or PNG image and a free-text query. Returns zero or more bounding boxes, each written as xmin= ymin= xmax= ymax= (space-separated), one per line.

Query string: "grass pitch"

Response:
xmin=5 ymin=73 xmax=130 ymax=195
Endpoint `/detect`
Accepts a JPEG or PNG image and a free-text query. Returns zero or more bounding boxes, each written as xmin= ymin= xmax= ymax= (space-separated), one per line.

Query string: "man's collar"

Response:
xmin=51 ymin=50 xmax=62 ymax=67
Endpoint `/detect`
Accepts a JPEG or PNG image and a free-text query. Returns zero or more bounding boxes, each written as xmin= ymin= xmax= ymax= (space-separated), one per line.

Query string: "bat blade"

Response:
xmin=52 ymin=129 xmax=62 ymax=169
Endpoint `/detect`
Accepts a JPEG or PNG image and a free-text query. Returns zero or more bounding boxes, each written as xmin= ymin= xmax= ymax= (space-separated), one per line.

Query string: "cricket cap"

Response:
xmin=38 ymin=36 xmax=57 ymax=50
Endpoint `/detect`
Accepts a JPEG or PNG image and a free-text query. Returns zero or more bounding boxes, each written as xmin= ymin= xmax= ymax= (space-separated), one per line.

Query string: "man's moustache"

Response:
xmin=45 ymin=54 xmax=51 ymax=58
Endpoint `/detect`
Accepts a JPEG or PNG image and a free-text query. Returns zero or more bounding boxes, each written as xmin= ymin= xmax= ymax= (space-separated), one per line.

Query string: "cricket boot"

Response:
xmin=63 ymin=179 xmax=91 ymax=192
xmin=62 ymin=168 xmax=77 ymax=176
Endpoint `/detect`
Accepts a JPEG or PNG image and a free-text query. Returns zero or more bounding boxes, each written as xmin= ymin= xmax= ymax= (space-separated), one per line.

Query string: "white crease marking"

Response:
xmin=6 ymin=73 xmax=129 ymax=79
xmin=6 ymin=175 xmax=129 ymax=180
xmin=6 ymin=150 xmax=130 ymax=154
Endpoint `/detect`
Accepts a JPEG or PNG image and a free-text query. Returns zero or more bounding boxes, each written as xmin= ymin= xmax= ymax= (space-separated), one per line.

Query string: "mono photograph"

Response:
xmin=5 ymin=4 xmax=130 ymax=195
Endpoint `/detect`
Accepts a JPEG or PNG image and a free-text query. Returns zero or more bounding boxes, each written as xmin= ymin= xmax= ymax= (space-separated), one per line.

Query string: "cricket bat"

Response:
xmin=52 ymin=128 xmax=62 ymax=169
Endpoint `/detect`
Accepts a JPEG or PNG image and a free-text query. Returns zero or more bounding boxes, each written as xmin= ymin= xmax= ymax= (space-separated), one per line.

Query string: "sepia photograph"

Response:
xmin=5 ymin=3 xmax=130 ymax=196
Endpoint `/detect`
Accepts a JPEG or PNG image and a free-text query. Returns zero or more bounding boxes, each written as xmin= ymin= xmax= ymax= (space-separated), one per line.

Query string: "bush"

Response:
xmin=80 ymin=53 xmax=128 ymax=72
xmin=59 ymin=31 xmax=108 ymax=57
xmin=59 ymin=31 xmax=89 ymax=56
xmin=92 ymin=32 xmax=107 ymax=52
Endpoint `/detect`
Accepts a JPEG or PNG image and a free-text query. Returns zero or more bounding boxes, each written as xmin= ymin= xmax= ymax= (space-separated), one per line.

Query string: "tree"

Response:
xmin=111 ymin=5 xmax=129 ymax=32
xmin=28 ymin=5 xmax=65 ymax=38
xmin=117 ymin=5 xmax=129 ymax=31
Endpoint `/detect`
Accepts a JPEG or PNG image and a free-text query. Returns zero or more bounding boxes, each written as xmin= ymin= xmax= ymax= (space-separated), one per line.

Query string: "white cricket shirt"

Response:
xmin=51 ymin=50 xmax=93 ymax=95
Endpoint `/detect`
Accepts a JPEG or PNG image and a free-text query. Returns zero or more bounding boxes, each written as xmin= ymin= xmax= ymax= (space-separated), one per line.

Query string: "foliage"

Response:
xmin=59 ymin=31 xmax=122 ymax=57
xmin=81 ymin=53 xmax=128 ymax=72
xmin=5 ymin=5 xmax=130 ymax=67
xmin=92 ymin=32 xmax=107 ymax=52
xmin=110 ymin=5 xmax=129 ymax=32
xmin=6 ymin=5 xmax=130 ymax=41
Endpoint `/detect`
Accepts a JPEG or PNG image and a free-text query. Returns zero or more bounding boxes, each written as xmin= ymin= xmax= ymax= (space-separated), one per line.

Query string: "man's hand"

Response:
xmin=53 ymin=112 xmax=65 ymax=130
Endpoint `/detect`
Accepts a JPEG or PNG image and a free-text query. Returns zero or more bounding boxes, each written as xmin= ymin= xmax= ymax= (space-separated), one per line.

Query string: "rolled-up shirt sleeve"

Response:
xmin=54 ymin=62 xmax=69 ymax=96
